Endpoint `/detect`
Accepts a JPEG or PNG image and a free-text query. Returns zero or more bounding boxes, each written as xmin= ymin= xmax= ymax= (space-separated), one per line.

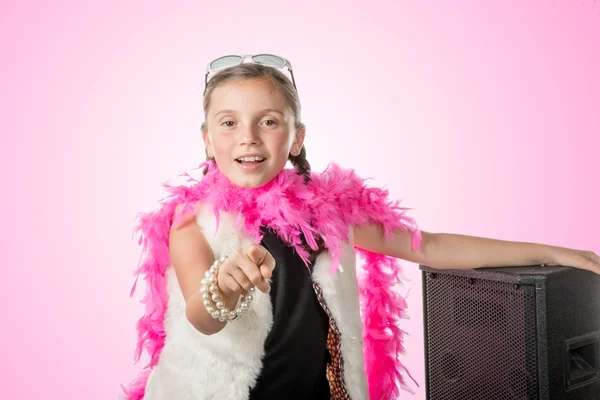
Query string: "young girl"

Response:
xmin=122 ymin=54 xmax=600 ymax=400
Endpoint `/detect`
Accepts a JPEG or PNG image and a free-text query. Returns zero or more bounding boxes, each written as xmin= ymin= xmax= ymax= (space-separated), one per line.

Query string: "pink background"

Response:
xmin=2 ymin=0 xmax=598 ymax=398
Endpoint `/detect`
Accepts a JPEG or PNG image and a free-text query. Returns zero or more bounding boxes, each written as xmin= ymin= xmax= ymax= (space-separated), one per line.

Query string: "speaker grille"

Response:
xmin=424 ymin=271 xmax=539 ymax=399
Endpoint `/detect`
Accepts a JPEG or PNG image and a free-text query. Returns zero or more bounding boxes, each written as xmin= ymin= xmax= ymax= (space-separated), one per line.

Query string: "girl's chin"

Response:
xmin=233 ymin=178 xmax=270 ymax=189
xmin=226 ymin=171 xmax=274 ymax=189
xmin=217 ymin=160 xmax=285 ymax=188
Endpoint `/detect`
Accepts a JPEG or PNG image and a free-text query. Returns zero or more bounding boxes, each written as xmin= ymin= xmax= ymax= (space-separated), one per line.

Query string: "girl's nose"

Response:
xmin=238 ymin=126 xmax=261 ymax=145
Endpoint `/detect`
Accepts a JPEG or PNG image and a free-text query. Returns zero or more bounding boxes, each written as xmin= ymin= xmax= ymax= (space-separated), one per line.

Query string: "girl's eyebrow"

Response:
xmin=260 ymin=108 xmax=285 ymax=116
xmin=214 ymin=109 xmax=236 ymax=117
xmin=214 ymin=108 xmax=285 ymax=117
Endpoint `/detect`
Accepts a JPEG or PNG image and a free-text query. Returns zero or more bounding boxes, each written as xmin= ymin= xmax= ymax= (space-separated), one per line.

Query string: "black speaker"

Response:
xmin=420 ymin=264 xmax=600 ymax=399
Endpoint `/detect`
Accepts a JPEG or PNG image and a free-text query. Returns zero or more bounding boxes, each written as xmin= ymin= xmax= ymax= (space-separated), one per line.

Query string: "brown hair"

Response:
xmin=201 ymin=63 xmax=324 ymax=261
xmin=201 ymin=63 xmax=311 ymax=183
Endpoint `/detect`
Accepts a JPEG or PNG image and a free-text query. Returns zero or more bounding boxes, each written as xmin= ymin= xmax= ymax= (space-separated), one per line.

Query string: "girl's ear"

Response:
xmin=202 ymin=129 xmax=214 ymax=158
xmin=291 ymin=127 xmax=306 ymax=156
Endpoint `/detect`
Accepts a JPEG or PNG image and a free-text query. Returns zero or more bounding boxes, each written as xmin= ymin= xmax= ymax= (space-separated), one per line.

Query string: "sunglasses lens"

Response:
xmin=210 ymin=55 xmax=243 ymax=70
xmin=252 ymin=54 xmax=286 ymax=68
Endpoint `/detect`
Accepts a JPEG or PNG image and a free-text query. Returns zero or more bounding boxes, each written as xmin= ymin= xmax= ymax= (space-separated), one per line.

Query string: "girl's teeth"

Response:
xmin=238 ymin=157 xmax=264 ymax=162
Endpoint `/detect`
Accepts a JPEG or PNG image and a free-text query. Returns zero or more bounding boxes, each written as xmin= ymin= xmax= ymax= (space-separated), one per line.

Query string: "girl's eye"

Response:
xmin=262 ymin=120 xmax=276 ymax=127
xmin=222 ymin=121 xmax=235 ymax=127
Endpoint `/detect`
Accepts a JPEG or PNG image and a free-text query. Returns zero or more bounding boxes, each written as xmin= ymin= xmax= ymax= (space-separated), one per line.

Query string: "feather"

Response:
xmin=122 ymin=160 xmax=421 ymax=399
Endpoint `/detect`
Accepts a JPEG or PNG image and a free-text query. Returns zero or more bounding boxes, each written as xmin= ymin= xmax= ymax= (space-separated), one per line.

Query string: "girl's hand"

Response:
xmin=551 ymin=248 xmax=600 ymax=274
xmin=217 ymin=244 xmax=276 ymax=297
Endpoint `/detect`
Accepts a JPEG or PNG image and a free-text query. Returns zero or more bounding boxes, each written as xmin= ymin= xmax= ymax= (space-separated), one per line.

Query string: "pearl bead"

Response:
xmin=200 ymin=255 xmax=254 ymax=322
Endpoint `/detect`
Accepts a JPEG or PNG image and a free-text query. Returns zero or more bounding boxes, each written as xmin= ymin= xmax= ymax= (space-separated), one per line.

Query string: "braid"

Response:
xmin=202 ymin=149 xmax=213 ymax=176
xmin=288 ymin=145 xmax=327 ymax=261
xmin=289 ymin=145 xmax=311 ymax=184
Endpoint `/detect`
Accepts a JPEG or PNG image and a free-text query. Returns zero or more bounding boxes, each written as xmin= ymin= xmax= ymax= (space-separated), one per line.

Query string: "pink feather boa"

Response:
xmin=122 ymin=161 xmax=421 ymax=399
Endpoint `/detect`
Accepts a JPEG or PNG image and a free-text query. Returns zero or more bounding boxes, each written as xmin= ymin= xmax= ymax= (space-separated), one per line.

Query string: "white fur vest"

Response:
xmin=142 ymin=204 xmax=369 ymax=400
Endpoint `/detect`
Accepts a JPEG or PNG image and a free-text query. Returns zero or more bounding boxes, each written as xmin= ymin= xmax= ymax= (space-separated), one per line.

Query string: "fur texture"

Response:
xmin=142 ymin=207 xmax=273 ymax=399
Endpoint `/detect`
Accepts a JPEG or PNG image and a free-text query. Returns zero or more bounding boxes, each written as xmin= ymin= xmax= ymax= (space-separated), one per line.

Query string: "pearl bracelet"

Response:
xmin=200 ymin=256 xmax=255 ymax=322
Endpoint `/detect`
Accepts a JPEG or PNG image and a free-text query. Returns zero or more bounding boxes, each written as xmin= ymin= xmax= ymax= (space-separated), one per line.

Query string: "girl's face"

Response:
xmin=203 ymin=78 xmax=305 ymax=188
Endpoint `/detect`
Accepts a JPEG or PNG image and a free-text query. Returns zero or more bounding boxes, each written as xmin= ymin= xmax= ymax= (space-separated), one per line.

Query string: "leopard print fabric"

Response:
xmin=312 ymin=282 xmax=351 ymax=400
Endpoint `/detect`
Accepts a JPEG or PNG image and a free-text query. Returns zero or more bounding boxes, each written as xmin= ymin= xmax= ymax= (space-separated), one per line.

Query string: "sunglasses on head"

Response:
xmin=204 ymin=54 xmax=297 ymax=95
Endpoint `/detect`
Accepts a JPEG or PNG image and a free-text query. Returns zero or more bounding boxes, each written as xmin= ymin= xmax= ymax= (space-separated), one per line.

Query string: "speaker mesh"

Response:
xmin=424 ymin=271 xmax=539 ymax=399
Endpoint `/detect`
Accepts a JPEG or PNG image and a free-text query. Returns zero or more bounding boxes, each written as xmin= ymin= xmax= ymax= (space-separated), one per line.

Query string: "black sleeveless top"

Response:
xmin=248 ymin=228 xmax=331 ymax=399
